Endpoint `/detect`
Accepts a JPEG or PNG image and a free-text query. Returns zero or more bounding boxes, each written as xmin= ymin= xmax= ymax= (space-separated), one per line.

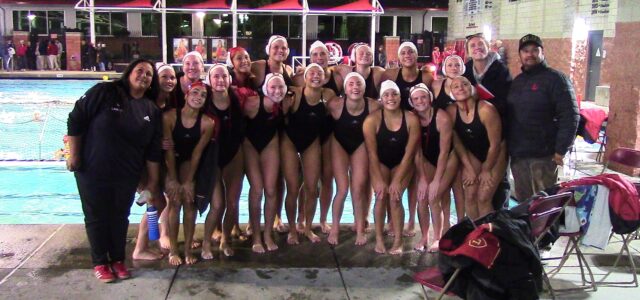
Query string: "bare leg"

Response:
xmin=202 ymin=177 xmax=224 ymax=260
xmin=319 ymin=137 xmax=334 ymax=234
xmin=221 ymin=150 xmax=244 ymax=256
xmin=167 ymin=188 xmax=183 ymax=266
xmin=405 ymin=179 xmax=417 ymax=237
xmin=328 ymin=140 xmax=349 ymax=245
xmin=243 ymin=140 xmax=265 ymax=253
xmin=282 ymin=136 xmax=302 ymax=245
xmin=261 ymin=140 xmax=281 ymax=251
xmin=302 ymin=140 xmax=322 ymax=243
xmin=374 ymin=165 xmax=391 ymax=254
xmin=350 ymin=146 xmax=370 ymax=246
xmin=133 ymin=213 xmax=163 ymax=260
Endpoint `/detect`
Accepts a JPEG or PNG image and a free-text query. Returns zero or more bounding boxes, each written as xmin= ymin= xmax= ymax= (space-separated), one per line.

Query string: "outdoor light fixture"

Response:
xmin=27 ymin=12 xmax=36 ymax=21
xmin=483 ymin=24 xmax=492 ymax=42
xmin=196 ymin=12 xmax=206 ymax=18
xmin=572 ymin=17 xmax=588 ymax=41
xmin=213 ymin=18 xmax=222 ymax=26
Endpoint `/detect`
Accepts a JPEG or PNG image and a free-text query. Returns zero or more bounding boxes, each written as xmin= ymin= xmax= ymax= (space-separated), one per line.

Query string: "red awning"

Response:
xmin=95 ymin=0 xmax=154 ymax=8
xmin=325 ymin=0 xmax=377 ymax=12
xmin=179 ymin=0 xmax=230 ymax=10
xmin=254 ymin=0 xmax=302 ymax=10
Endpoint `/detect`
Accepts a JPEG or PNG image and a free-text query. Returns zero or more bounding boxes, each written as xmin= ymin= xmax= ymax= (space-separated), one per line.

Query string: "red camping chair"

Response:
xmin=598 ymin=147 xmax=640 ymax=286
xmin=527 ymin=192 xmax=586 ymax=299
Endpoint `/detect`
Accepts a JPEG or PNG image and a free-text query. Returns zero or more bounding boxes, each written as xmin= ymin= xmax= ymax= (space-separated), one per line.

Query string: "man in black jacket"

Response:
xmin=507 ymin=34 xmax=579 ymax=202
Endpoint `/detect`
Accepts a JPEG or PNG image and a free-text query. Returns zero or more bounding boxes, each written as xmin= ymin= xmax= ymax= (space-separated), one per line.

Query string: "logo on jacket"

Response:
xmin=531 ymin=83 xmax=539 ymax=91
xmin=468 ymin=238 xmax=488 ymax=248
xmin=143 ymin=116 xmax=150 ymax=122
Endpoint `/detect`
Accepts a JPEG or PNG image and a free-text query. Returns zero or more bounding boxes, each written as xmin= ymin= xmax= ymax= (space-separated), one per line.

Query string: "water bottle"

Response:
xmin=147 ymin=205 xmax=160 ymax=241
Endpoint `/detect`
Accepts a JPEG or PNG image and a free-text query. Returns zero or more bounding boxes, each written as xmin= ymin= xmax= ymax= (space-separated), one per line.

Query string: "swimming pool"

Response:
xmin=0 ymin=79 xmax=455 ymax=225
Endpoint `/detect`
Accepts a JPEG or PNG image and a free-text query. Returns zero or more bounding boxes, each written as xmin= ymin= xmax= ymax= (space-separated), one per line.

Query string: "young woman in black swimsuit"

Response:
xmin=201 ymin=64 xmax=245 ymax=259
xmin=382 ymin=41 xmax=433 ymax=236
xmin=242 ymin=73 xmax=286 ymax=253
xmin=251 ymin=35 xmax=294 ymax=88
xmin=429 ymin=55 xmax=467 ymax=227
xmin=327 ymin=72 xmax=381 ymax=246
xmin=292 ymin=41 xmax=341 ymax=235
xmin=282 ymin=63 xmax=336 ymax=244
xmin=336 ymin=43 xmax=385 ymax=99
xmin=408 ymin=83 xmax=457 ymax=252
xmin=445 ymin=76 xmax=507 ymax=220
xmin=164 ymin=81 xmax=215 ymax=266
xmin=363 ymin=80 xmax=420 ymax=255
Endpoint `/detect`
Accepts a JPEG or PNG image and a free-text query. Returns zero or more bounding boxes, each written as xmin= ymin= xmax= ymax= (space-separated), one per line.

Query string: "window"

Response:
xmin=141 ymin=13 xmax=158 ymax=36
xmin=397 ymin=16 xmax=411 ymax=40
xmin=13 ymin=10 xmax=63 ymax=34
xmin=76 ymin=11 xmax=128 ymax=36
xmin=273 ymin=15 xmax=288 ymax=36
xmin=317 ymin=16 xmax=333 ymax=40
xmin=378 ymin=16 xmax=393 ymax=37
xmin=346 ymin=17 xmax=369 ymax=41
xmin=178 ymin=13 xmax=192 ymax=36
xmin=290 ymin=16 xmax=301 ymax=38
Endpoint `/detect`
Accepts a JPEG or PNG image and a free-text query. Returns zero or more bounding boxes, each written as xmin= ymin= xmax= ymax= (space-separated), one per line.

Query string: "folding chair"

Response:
xmin=527 ymin=192 xmax=582 ymax=299
xmin=413 ymin=267 xmax=461 ymax=300
xmin=598 ymin=147 xmax=640 ymax=286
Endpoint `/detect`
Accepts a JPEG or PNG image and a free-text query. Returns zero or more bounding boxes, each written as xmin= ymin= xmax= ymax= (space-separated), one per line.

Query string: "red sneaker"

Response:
xmin=94 ymin=265 xmax=116 ymax=283
xmin=110 ymin=261 xmax=131 ymax=280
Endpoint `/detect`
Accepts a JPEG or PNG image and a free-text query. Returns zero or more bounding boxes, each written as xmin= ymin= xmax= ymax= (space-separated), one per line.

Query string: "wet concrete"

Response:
xmin=0 ymin=224 xmax=61 ymax=269
xmin=168 ymin=268 xmax=347 ymax=299
xmin=340 ymin=267 xmax=425 ymax=300
xmin=1 ymin=268 xmax=173 ymax=300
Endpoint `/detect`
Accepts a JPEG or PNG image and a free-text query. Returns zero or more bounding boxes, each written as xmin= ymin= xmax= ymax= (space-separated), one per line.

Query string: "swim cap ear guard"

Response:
xmin=265 ymin=35 xmax=290 ymax=57
xmin=204 ymin=63 xmax=230 ymax=87
xmin=262 ymin=73 xmax=287 ymax=102
xmin=343 ymin=72 xmax=366 ymax=92
xmin=441 ymin=55 xmax=466 ymax=77
xmin=408 ymin=83 xmax=433 ymax=108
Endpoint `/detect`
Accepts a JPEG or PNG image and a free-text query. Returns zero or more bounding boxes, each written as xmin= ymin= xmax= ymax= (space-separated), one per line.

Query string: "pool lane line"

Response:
xmin=0 ymin=224 xmax=66 ymax=286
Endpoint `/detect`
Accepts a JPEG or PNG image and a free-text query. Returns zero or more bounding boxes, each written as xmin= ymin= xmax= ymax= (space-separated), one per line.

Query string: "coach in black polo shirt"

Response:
xmin=506 ymin=34 xmax=579 ymax=202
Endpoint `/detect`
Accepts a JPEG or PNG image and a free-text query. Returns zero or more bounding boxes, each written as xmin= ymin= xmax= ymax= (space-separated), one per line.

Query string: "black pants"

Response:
xmin=76 ymin=176 xmax=136 ymax=266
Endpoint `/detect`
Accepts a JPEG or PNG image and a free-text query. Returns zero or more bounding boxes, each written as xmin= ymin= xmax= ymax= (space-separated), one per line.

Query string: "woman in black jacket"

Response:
xmin=67 ymin=59 xmax=162 ymax=282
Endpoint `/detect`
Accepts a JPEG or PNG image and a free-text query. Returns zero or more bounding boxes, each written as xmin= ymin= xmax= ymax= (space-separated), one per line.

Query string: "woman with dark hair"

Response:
xmin=132 ymin=64 xmax=177 ymax=261
xmin=67 ymin=59 xmax=162 ymax=282
xmin=164 ymin=80 xmax=215 ymax=265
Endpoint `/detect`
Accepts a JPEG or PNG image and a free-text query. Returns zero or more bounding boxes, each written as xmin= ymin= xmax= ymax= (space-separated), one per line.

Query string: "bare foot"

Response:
xmin=296 ymin=222 xmax=305 ymax=234
xmin=389 ymin=246 xmax=403 ymax=255
xmin=220 ymin=242 xmax=234 ymax=257
xmin=264 ymin=236 xmax=279 ymax=251
xmin=387 ymin=230 xmax=395 ymax=238
xmin=252 ymin=243 xmax=265 ymax=254
xmin=211 ymin=230 xmax=222 ymax=243
xmin=184 ymin=253 xmax=198 ymax=265
xmin=402 ymin=228 xmax=416 ymax=237
xmin=159 ymin=236 xmax=171 ymax=251
xmin=327 ymin=229 xmax=339 ymax=245
xmin=414 ymin=238 xmax=429 ymax=252
xmin=168 ymin=253 xmax=183 ymax=266
xmin=374 ymin=241 xmax=386 ymax=254
xmin=305 ymin=231 xmax=321 ymax=243
xmin=428 ymin=240 xmax=440 ymax=253
xmin=132 ymin=249 xmax=163 ymax=260
xmin=245 ymin=225 xmax=253 ymax=237
xmin=287 ymin=232 xmax=299 ymax=245
xmin=273 ymin=221 xmax=288 ymax=233
xmin=320 ymin=222 xmax=331 ymax=234
xmin=364 ymin=221 xmax=372 ymax=233
xmin=231 ymin=225 xmax=243 ymax=239
xmin=201 ymin=249 xmax=214 ymax=260
xmin=355 ymin=232 xmax=367 ymax=246
xmin=191 ymin=239 xmax=202 ymax=249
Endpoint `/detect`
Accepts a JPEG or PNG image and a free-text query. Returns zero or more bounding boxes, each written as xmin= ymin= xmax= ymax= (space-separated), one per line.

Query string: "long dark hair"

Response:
xmin=118 ymin=58 xmax=160 ymax=101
